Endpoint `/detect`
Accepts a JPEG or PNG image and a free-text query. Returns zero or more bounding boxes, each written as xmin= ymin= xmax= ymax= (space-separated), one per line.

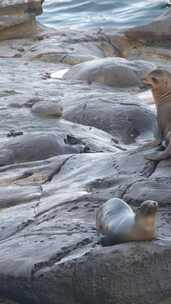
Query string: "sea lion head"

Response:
xmin=138 ymin=200 xmax=158 ymax=215
xmin=135 ymin=200 xmax=158 ymax=237
xmin=143 ymin=69 xmax=171 ymax=105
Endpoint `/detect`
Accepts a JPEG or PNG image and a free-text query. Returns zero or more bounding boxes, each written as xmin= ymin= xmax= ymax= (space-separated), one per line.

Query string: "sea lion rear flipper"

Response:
xmin=141 ymin=123 xmax=162 ymax=151
xmin=137 ymin=139 xmax=161 ymax=152
xmin=100 ymin=235 xmax=118 ymax=246
xmin=145 ymin=136 xmax=171 ymax=161
xmin=144 ymin=139 xmax=161 ymax=149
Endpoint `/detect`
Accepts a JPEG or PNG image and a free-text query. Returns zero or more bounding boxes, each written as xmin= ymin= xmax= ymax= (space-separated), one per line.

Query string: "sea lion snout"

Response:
xmin=136 ymin=201 xmax=158 ymax=237
xmin=139 ymin=200 xmax=158 ymax=215
xmin=143 ymin=73 xmax=159 ymax=87
xmin=146 ymin=200 xmax=158 ymax=207
xmin=152 ymin=201 xmax=158 ymax=206
xmin=143 ymin=75 xmax=151 ymax=86
xmin=143 ymin=69 xmax=171 ymax=92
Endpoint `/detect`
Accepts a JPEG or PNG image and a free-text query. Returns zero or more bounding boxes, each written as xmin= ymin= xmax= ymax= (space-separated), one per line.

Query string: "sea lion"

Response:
xmin=143 ymin=69 xmax=171 ymax=160
xmin=96 ymin=198 xmax=158 ymax=244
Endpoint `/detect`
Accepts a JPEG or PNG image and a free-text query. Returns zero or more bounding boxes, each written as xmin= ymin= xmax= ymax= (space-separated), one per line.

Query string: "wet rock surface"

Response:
xmin=0 ymin=4 xmax=170 ymax=304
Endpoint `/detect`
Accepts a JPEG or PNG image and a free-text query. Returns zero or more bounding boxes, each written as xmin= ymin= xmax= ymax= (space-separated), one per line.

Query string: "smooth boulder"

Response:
xmin=64 ymin=57 xmax=155 ymax=87
xmin=64 ymin=92 xmax=155 ymax=144
xmin=31 ymin=101 xmax=63 ymax=117
xmin=0 ymin=133 xmax=84 ymax=166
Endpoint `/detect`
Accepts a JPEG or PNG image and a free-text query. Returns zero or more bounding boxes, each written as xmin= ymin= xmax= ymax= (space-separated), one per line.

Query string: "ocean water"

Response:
xmin=39 ymin=0 xmax=170 ymax=29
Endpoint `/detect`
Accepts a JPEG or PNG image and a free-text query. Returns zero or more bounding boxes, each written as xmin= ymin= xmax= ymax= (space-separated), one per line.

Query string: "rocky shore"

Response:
xmin=0 ymin=1 xmax=171 ymax=304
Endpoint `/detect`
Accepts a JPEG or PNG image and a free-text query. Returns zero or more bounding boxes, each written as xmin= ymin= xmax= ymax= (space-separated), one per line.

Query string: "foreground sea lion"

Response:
xmin=143 ymin=69 xmax=171 ymax=160
xmin=96 ymin=198 xmax=158 ymax=244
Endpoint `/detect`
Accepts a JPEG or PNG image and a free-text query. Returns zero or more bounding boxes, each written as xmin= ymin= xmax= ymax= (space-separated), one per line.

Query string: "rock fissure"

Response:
xmin=31 ymin=237 xmax=93 ymax=276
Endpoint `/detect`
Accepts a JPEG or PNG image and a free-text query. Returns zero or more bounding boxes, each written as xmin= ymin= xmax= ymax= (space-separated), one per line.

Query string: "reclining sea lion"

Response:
xmin=143 ymin=69 xmax=171 ymax=160
xmin=96 ymin=198 xmax=158 ymax=245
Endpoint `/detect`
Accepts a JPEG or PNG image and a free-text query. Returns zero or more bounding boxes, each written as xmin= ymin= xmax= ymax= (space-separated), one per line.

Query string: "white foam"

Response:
xmin=137 ymin=90 xmax=154 ymax=105
xmin=50 ymin=69 xmax=69 ymax=79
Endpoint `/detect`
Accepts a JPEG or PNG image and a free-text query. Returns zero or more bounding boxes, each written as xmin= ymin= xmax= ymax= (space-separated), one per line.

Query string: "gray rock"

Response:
xmin=0 ymin=22 xmax=170 ymax=304
xmin=62 ymin=54 xmax=98 ymax=65
xmin=0 ymin=152 xmax=170 ymax=303
xmin=27 ymin=31 xmax=105 ymax=63
xmin=31 ymin=101 xmax=63 ymax=117
xmin=64 ymin=91 xmax=155 ymax=144
xmin=33 ymin=52 xmax=97 ymax=64
xmin=64 ymin=57 xmax=155 ymax=87
xmin=0 ymin=133 xmax=84 ymax=166
xmin=126 ymin=9 xmax=171 ymax=42
xmin=0 ymin=185 xmax=42 ymax=209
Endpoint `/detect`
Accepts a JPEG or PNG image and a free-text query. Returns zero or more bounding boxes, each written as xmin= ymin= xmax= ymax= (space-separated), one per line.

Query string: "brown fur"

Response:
xmin=134 ymin=200 xmax=158 ymax=240
xmin=143 ymin=69 xmax=171 ymax=160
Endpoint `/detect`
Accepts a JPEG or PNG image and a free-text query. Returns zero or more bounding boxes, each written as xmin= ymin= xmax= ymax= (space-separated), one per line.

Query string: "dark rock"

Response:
xmin=0 ymin=298 xmax=20 ymax=304
xmin=7 ymin=130 xmax=24 ymax=138
xmin=0 ymin=133 xmax=84 ymax=165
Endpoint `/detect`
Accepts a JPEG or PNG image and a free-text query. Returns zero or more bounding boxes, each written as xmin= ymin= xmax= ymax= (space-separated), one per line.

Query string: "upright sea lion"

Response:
xmin=96 ymin=198 xmax=158 ymax=245
xmin=143 ymin=69 xmax=171 ymax=160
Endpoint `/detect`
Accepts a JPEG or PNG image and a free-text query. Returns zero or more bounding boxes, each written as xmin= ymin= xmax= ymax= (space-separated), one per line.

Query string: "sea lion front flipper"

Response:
xmin=144 ymin=152 xmax=162 ymax=161
xmin=143 ymin=122 xmax=162 ymax=148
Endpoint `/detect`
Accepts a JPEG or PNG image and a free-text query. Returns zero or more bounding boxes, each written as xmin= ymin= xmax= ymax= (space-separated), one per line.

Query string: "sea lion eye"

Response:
xmin=151 ymin=76 xmax=159 ymax=84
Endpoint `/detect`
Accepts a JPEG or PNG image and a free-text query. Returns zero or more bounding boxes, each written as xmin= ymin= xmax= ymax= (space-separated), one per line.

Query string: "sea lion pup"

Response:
xmin=143 ymin=69 xmax=171 ymax=160
xmin=96 ymin=198 xmax=158 ymax=245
